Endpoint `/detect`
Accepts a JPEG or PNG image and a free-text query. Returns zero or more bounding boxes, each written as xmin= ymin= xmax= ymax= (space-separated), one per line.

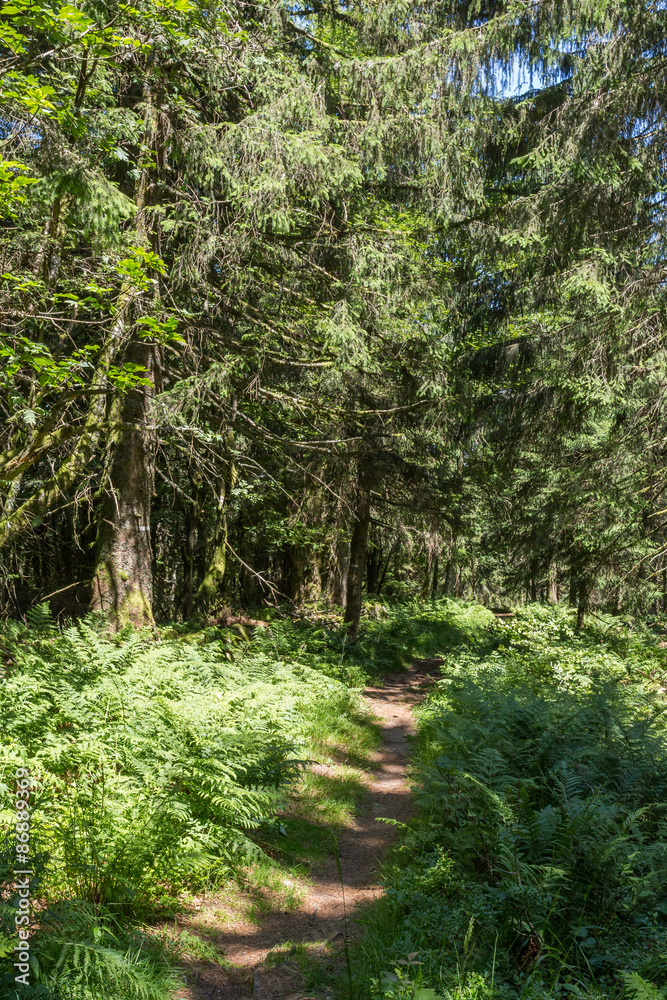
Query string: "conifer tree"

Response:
xmin=3 ymin=0 xmax=667 ymax=622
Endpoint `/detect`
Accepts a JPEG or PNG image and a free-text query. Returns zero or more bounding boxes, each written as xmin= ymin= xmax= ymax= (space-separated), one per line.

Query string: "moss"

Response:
xmin=119 ymin=586 xmax=154 ymax=629
xmin=197 ymin=541 xmax=226 ymax=607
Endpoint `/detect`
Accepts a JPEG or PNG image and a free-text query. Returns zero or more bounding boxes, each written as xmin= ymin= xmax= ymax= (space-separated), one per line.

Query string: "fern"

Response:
xmin=0 ymin=613 xmax=362 ymax=999
xmin=24 ymin=602 xmax=55 ymax=633
xmin=366 ymin=603 xmax=667 ymax=1000
xmin=49 ymin=940 xmax=181 ymax=1000
xmin=621 ymin=973 xmax=666 ymax=1000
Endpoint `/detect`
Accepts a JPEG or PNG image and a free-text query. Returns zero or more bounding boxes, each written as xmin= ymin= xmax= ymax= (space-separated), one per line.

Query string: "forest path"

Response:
xmin=175 ymin=659 xmax=441 ymax=1000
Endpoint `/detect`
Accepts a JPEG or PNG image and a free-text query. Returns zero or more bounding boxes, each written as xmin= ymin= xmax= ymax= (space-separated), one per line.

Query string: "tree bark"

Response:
xmin=329 ymin=533 xmax=350 ymax=607
xmin=576 ymin=596 xmax=586 ymax=630
xmin=287 ymin=543 xmax=322 ymax=605
xmin=568 ymin=566 xmax=579 ymax=605
xmin=196 ymin=519 xmax=228 ymax=612
xmin=196 ymin=432 xmax=237 ymax=612
xmin=529 ymin=571 xmax=538 ymax=603
xmin=90 ymin=341 xmax=156 ymax=628
xmin=344 ymin=473 xmax=371 ymax=642
xmin=366 ymin=539 xmax=381 ymax=595
xmin=377 ymin=540 xmax=397 ymax=596
xmin=420 ymin=533 xmax=438 ymax=601
xmin=90 ymin=68 xmax=162 ymax=628
xmin=442 ymin=558 xmax=452 ymax=594
xmin=548 ymin=563 xmax=558 ymax=603
xmin=443 ymin=533 xmax=458 ymax=596
xmin=431 ymin=553 xmax=439 ymax=599
xmin=181 ymin=502 xmax=198 ymax=620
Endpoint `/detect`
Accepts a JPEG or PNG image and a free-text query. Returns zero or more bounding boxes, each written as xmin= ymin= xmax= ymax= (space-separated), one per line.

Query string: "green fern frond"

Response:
xmin=621 ymin=972 xmax=666 ymax=1000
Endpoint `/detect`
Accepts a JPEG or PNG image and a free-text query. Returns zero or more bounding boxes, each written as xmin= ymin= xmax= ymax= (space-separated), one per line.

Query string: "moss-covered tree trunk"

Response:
xmin=196 ymin=433 xmax=236 ymax=613
xmin=196 ymin=515 xmax=228 ymax=612
xmin=90 ymin=341 xmax=156 ymax=628
xmin=90 ymin=69 xmax=162 ymax=629
xmin=344 ymin=470 xmax=371 ymax=642
xmin=287 ymin=544 xmax=322 ymax=605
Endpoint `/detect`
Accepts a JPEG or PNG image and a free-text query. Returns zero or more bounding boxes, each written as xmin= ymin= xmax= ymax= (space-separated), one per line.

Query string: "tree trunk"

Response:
xmin=377 ymin=540 xmax=397 ymax=596
xmin=287 ymin=544 xmax=322 ymax=605
xmin=180 ymin=472 xmax=205 ymax=620
xmin=442 ymin=557 xmax=454 ymax=595
xmin=366 ymin=540 xmax=381 ymax=595
xmin=90 ymin=341 xmax=156 ymax=628
xmin=548 ymin=564 xmax=558 ymax=604
xmin=576 ymin=576 xmax=588 ymax=629
xmin=182 ymin=504 xmax=197 ymax=620
xmin=529 ymin=575 xmax=538 ymax=603
xmin=329 ymin=534 xmax=350 ymax=606
xmin=576 ymin=598 xmax=586 ymax=630
xmin=89 ymin=68 xmax=162 ymax=629
xmin=197 ymin=435 xmax=237 ymax=612
xmin=443 ymin=534 xmax=458 ymax=596
xmin=196 ymin=519 xmax=228 ymax=612
xmin=569 ymin=566 xmax=578 ymax=605
xmin=344 ymin=476 xmax=371 ymax=642
xmin=421 ymin=533 xmax=438 ymax=601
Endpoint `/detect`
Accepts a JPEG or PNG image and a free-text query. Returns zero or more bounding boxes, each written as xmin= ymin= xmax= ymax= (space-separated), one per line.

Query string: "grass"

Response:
xmin=287 ymin=767 xmax=370 ymax=829
xmin=149 ymin=925 xmax=229 ymax=965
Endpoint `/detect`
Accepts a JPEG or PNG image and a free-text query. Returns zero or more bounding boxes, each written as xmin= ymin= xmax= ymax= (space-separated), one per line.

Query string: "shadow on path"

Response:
xmin=176 ymin=659 xmax=442 ymax=1000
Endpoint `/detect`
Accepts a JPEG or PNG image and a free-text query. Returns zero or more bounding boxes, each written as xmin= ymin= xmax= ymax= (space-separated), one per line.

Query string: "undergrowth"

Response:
xmin=0 ymin=596 xmax=446 ymax=1000
xmin=252 ymin=598 xmax=491 ymax=679
xmin=351 ymin=602 xmax=667 ymax=1000
xmin=6 ymin=599 xmax=663 ymax=1000
xmin=0 ymin=606 xmax=381 ymax=999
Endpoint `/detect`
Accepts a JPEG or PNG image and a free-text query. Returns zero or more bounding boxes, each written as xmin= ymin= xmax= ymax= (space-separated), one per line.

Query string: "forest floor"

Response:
xmin=174 ymin=659 xmax=442 ymax=1000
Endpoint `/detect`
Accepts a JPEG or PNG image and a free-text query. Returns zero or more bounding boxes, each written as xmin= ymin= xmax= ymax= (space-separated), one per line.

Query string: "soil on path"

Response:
xmin=176 ymin=659 xmax=441 ymax=1000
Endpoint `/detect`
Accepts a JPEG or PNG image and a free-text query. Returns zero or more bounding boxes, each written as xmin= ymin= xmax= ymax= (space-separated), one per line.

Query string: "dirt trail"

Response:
xmin=176 ymin=660 xmax=441 ymax=1000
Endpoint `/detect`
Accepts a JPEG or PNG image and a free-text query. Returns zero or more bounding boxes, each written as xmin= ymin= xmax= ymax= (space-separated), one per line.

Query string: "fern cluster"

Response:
xmin=356 ymin=602 xmax=667 ymax=1000
xmin=0 ymin=608 xmax=359 ymax=998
